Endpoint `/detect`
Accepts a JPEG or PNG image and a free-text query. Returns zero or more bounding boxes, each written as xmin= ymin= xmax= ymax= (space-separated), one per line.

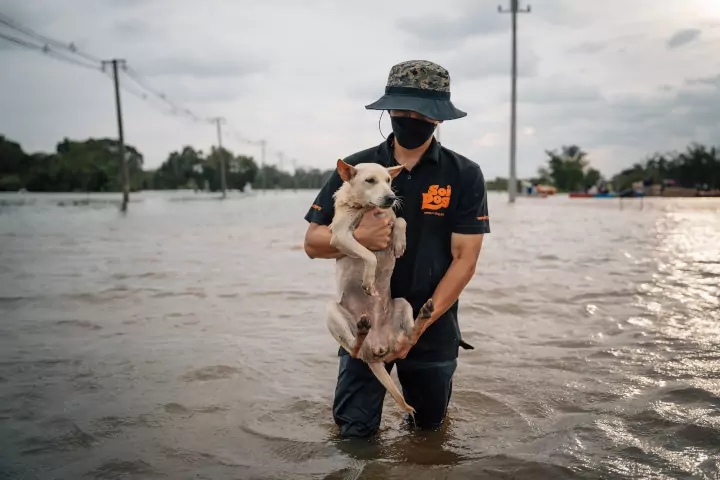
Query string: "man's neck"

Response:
xmin=392 ymin=137 xmax=433 ymax=171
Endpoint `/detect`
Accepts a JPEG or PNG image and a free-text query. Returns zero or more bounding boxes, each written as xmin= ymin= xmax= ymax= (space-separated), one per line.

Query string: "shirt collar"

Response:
xmin=378 ymin=133 xmax=441 ymax=167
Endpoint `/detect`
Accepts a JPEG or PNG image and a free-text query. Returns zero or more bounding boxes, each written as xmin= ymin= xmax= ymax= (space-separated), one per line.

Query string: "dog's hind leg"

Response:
xmin=392 ymin=298 xmax=435 ymax=345
xmin=410 ymin=299 xmax=435 ymax=341
xmin=391 ymin=297 xmax=415 ymax=337
xmin=326 ymin=302 xmax=371 ymax=358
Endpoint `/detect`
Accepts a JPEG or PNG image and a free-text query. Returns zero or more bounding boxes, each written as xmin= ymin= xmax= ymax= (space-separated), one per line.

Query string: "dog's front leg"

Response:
xmin=330 ymin=215 xmax=379 ymax=296
xmin=391 ymin=215 xmax=407 ymax=258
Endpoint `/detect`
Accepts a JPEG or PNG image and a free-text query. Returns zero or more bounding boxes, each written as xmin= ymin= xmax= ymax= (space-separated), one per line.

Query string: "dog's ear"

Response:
xmin=387 ymin=165 xmax=404 ymax=179
xmin=337 ymin=159 xmax=356 ymax=182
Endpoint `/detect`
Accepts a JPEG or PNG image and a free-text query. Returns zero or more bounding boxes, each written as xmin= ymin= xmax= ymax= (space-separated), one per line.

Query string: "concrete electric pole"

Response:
xmin=211 ymin=117 xmax=227 ymax=198
xmin=102 ymin=59 xmax=130 ymax=212
xmin=498 ymin=0 xmax=531 ymax=203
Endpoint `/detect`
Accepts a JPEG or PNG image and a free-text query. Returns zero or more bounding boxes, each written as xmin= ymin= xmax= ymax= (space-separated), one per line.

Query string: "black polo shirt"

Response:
xmin=304 ymin=133 xmax=490 ymax=361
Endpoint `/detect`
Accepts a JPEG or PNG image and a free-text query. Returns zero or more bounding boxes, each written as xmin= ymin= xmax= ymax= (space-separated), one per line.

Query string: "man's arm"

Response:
xmin=411 ymin=161 xmax=490 ymax=343
xmin=303 ymin=168 xmax=343 ymax=258
xmin=304 ymin=223 xmax=344 ymax=259
xmin=414 ymin=233 xmax=483 ymax=338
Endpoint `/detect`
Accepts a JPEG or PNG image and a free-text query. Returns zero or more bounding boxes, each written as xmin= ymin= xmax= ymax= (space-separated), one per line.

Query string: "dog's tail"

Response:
xmin=368 ymin=362 xmax=415 ymax=416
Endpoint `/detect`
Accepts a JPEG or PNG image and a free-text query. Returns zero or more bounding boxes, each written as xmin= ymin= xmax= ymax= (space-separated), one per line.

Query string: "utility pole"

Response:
xmin=211 ymin=117 xmax=227 ymax=198
xmin=290 ymin=158 xmax=298 ymax=191
xmin=102 ymin=59 xmax=129 ymax=212
xmin=436 ymin=124 xmax=441 ymax=143
xmin=259 ymin=139 xmax=267 ymax=193
xmin=276 ymin=151 xmax=285 ymax=193
xmin=498 ymin=0 xmax=531 ymax=203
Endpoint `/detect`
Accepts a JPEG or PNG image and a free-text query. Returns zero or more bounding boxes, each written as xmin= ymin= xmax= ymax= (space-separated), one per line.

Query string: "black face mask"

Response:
xmin=390 ymin=116 xmax=437 ymax=149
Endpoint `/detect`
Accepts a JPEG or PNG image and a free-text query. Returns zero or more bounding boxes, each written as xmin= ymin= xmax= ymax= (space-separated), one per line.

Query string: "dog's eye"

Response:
xmin=365 ymin=177 xmax=376 ymax=184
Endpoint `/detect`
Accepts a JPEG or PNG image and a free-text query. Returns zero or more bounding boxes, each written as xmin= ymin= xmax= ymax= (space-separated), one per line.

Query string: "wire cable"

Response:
xmin=0 ymin=31 xmax=102 ymax=72
xmin=0 ymin=12 xmax=103 ymax=64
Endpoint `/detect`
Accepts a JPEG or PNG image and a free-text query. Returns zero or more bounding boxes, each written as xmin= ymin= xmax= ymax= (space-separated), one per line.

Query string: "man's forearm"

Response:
xmin=304 ymin=224 xmax=344 ymax=259
xmin=414 ymin=258 xmax=477 ymax=339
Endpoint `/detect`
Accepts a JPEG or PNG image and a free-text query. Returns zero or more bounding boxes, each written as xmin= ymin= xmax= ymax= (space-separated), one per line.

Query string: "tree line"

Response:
xmin=486 ymin=142 xmax=720 ymax=194
xmin=3 ymin=134 xmax=717 ymax=195
xmin=0 ymin=134 xmax=334 ymax=193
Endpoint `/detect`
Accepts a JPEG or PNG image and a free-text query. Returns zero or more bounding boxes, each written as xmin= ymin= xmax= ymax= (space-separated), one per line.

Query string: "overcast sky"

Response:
xmin=1 ymin=0 xmax=719 ymax=179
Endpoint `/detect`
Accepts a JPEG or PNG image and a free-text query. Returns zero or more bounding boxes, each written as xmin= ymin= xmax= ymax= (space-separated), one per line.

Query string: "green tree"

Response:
xmin=544 ymin=145 xmax=590 ymax=192
xmin=0 ymin=135 xmax=144 ymax=192
xmin=0 ymin=135 xmax=27 ymax=190
xmin=152 ymin=146 xmax=205 ymax=190
xmin=611 ymin=144 xmax=720 ymax=191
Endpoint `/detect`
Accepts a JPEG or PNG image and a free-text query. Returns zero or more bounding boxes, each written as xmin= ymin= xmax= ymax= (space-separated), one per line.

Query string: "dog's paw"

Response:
xmin=356 ymin=315 xmax=371 ymax=335
xmin=419 ymin=299 xmax=434 ymax=319
xmin=393 ymin=241 xmax=406 ymax=258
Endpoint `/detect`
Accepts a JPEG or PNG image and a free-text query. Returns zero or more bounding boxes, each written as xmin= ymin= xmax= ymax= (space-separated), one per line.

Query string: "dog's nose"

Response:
xmin=383 ymin=195 xmax=396 ymax=206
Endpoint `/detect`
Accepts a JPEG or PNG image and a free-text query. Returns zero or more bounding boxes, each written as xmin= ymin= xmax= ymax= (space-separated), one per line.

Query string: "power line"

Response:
xmin=0 ymin=12 xmax=309 ymax=183
xmin=0 ymin=12 xmax=200 ymax=124
xmin=121 ymin=66 xmax=209 ymax=124
xmin=0 ymin=31 xmax=102 ymax=72
xmin=101 ymin=69 xmax=180 ymax=117
xmin=0 ymin=12 xmax=102 ymax=64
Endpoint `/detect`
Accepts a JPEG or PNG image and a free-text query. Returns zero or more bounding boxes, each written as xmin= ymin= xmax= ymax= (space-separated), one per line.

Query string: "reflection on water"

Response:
xmin=1 ymin=191 xmax=719 ymax=479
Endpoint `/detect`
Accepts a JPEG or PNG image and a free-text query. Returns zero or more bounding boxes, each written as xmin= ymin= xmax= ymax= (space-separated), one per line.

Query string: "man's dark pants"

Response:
xmin=332 ymin=352 xmax=457 ymax=438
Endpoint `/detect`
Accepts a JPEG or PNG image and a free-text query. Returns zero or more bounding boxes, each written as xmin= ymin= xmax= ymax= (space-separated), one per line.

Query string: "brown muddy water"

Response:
xmin=0 ymin=190 xmax=719 ymax=480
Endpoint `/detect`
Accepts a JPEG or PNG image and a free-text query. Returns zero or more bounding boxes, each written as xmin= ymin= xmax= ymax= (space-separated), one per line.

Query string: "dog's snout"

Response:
xmin=380 ymin=194 xmax=396 ymax=208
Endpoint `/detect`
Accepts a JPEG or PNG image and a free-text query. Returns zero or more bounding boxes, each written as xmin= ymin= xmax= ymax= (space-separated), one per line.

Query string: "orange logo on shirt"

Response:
xmin=421 ymin=184 xmax=451 ymax=214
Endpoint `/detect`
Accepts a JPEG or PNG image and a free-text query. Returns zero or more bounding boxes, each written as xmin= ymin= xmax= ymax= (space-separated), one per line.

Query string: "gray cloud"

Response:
xmin=137 ymin=56 xmax=267 ymax=79
xmin=1 ymin=0 xmax=718 ymax=180
xmin=685 ymin=73 xmax=720 ymax=88
xmin=103 ymin=0 xmax=146 ymax=6
xmin=574 ymin=84 xmax=717 ymax=150
xmin=447 ymin=46 xmax=539 ymax=80
xmin=112 ymin=19 xmax=148 ymax=37
xmin=667 ymin=28 xmax=702 ymax=49
xmin=397 ymin=1 xmax=508 ymax=50
xmin=521 ymin=81 xmax=605 ymax=105
xmin=567 ymin=41 xmax=608 ymax=55
xmin=345 ymin=82 xmax=385 ymax=103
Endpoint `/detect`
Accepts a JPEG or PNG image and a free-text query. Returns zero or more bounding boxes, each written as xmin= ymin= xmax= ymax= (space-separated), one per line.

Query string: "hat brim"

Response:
xmin=364 ymin=94 xmax=467 ymax=121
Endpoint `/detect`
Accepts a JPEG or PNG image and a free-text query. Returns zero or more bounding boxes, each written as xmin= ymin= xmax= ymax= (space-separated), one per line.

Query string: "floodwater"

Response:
xmin=1 ymin=190 xmax=719 ymax=480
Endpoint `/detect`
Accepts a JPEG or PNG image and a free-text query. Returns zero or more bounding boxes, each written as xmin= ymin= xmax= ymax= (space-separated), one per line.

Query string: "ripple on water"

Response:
xmin=161 ymin=402 xmax=228 ymax=416
xmin=242 ymin=397 xmax=336 ymax=444
xmin=21 ymin=416 xmax=98 ymax=455
xmin=2 ymin=192 xmax=720 ymax=479
xmin=90 ymin=414 xmax=163 ymax=439
xmin=179 ymin=365 xmax=242 ymax=382
xmin=86 ymin=459 xmax=161 ymax=479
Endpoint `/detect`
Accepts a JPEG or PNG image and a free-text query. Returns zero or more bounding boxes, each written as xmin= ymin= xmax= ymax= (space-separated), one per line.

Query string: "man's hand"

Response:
xmin=385 ymin=335 xmax=415 ymax=362
xmin=353 ymin=207 xmax=393 ymax=251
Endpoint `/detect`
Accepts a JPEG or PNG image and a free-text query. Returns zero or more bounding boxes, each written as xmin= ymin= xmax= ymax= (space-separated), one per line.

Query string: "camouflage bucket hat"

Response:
xmin=365 ymin=60 xmax=467 ymax=121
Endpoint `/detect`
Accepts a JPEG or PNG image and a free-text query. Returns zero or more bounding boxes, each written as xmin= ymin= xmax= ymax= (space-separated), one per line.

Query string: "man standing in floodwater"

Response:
xmin=303 ymin=60 xmax=490 ymax=437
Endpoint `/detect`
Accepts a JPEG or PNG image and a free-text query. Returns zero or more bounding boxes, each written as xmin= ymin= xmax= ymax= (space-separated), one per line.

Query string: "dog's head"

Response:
xmin=336 ymin=159 xmax=403 ymax=209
